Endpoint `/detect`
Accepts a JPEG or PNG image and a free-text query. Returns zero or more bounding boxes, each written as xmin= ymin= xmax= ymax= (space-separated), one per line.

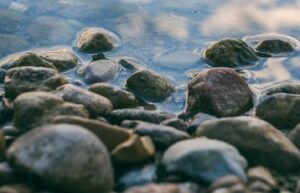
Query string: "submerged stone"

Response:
xmin=204 ymin=39 xmax=259 ymax=68
xmin=255 ymin=39 xmax=295 ymax=55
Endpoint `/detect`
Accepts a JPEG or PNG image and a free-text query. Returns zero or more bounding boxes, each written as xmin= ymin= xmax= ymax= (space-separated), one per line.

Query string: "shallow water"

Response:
xmin=1 ymin=0 xmax=300 ymax=113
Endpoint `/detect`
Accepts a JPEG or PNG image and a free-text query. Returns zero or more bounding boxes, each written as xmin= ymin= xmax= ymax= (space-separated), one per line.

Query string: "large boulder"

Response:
xmin=160 ymin=138 xmax=247 ymax=184
xmin=54 ymin=84 xmax=113 ymax=117
xmin=203 ymin=39 xmax=259 ymax=67
xmin=126 ymin=70 xmax=175 ymax=102
xmin=186 ymin=68 xmax=253 ymax=117
xmin=6 ymin=124 xmax=114 ymax=193
xmin=256 ymin=93 xmax=300 ymax=130
xmin=196 ymin=116 xmax=300 ymax=173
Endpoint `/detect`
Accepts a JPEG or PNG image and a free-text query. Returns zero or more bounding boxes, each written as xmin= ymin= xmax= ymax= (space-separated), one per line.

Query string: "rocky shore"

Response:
xmin=0 ymin=27 xmax=300 ymax=193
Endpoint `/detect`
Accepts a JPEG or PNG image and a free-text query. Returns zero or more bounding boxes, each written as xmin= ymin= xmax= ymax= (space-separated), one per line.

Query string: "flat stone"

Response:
xmin=203 ymin=39 xmax=259 ymax=67
xmin=196 ymin=116 xmax=300 ymax=173
xmin=89 ymin=83 xmax=138 ymax=109
xmin=126 ymin=70 xmax=175 ymax=102
xmin=79 ymin=59 xmax=120 ymax=83
xmin=54 ymin=84 xmax=113 ymax=117
xmin=76 ymin=27 xmax=120 ymax=53
xmin=256 ymin=93 xmax=300 ymax=130
xmin=186 ymin=68 xmax=253 ymax=117
xmin=160 ymin=138 xmax=247 ymax=184
xmin=7 ymin=124 xmax=114 ymax=193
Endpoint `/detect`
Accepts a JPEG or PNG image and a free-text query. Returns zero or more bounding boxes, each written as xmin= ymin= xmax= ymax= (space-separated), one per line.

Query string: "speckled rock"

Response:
xmin=36 ymin=48 xmax=79 ymax=71
xmin=160 ymin=138 xmax=247 ymax=184
xmin=89 ymin=83 xmax=138 ymax=109
xmin=264 ymin=82 xmax=300 ymax=96
xmin=6 ymin=124 xmax=114 ymax=193
xmin=76 ymin=27 xmax=120 ymax=53
xmin=4 ymin=67 xmax=62 ymax=99
xmin=0 ymin=52 xmax=56 ymax=70
xmin=289 ymin=124 xmax=300 ymax=150
xmin=79 ymin=59 xmax=120 ymax=83
xmin=109 ymin=109 xmax=174 ymax=124
xmin=256 ymin=39 xmax=295 ymax=55
xmin=256 ymin=93 xmax=300 ymax=130
xmin=186 ymin=68 xmax=253 ymax=117
xmin=196 ymin=116 xmax=300 ymax=173
xmin=203 ymin=39 xmax=259 ymax=67
xmin=132 ymin=121 xmax=190 ymax=149
xmin=13 ymin=91 xmax=89 ymax=131
xmin=54 ymin=84 xmax=113 ymax=117
xmin=126 ymin=70 xmax=175 ymax=102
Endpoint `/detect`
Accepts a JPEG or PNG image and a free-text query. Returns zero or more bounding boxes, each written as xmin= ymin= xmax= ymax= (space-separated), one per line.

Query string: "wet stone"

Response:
xmin=203 ymin=39 xmax=259 ymax=68
xmin=116 ymin=164 xmax=157 ymax=191
xmin=79 ymin=59 xmax=120 ymax=83
xmin=187 ymin=113 xmax=217 ymax=134
xmin=88 ymin=83 xmax=138 ymax=109
xmin=264 ymin=82 xmax=300 ymax=96
xmin=54 ymin=84 xmax=113 ymax=117
xmin=108 ymin=109 xmax=174 ymax=124
xmin=0 ymin=69 xmax=6 ymax=83
xmin=186 ymin=68 xmax=253 ymax=117
xmin=196 ymin=116 xmax=300 ymax=173
xmin=247 ymin=166 xmax=277 ymax=187
xmin=123 ymin=183 xmax=200 ymax=193
xmin=6 ymin=124 xmax=114 ymax=193
xmin=4 ymin=67 xmax=60 ymax=99
xmin=118 ymin=57 xmax=145 ymax=72
xmin=289 ymin=124 xmax=300 ymax=151
xmin=0 ymin=52 xmax=56 ymax=71
xmin=256 ymin=93 xmax=300 ymax=130
xmin=161 ymin=118 xmax=189 ymax=132
xmin=13 ymin=91 xmax=89 ymax=131
xmin=76 ymin=27 xmax=120 ymax=53
xmin=132 ymin=121 xmax=190 ymax=149
xmin=160 ymin=138 xmax=247 ymax=184
xmin=126 ymin=69 xmax=175 ymax=102
xmin=256 ymin=39 xmax=295 ymax=55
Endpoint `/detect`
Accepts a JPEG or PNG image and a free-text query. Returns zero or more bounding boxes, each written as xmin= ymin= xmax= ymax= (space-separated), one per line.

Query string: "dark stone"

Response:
xmin=108 ymin=109 xmax=174 ymax=124
xmin=0 ymin=163 xmax=19 ymax=185
xmin=203 ymin=39 xmax=259 ymax=67
xmin=186 ymin=68 xmax=253 ymax=117
xmin=160 ymin=138 xmax=247 ymax=184
xmin=126 ymin=70 xmax=175 ymax=102
xmin=256 ymin=93 xmax=300 ymax=130
xmin=196 ymin=116 xmax=300 ymax=173
xmin=7 ymin=124 xmax=114 ymax=193
xmin=88 ymin=83 xmax=138 ymax=109
xmin=289 ymin=124 xmax=300 ymax=151
xmin=161 ymin=118 xmax=189 ymax=132
xmin=79 ymin=59 xmax=120 ymax=83
xmin=0 ymin=69 xmax=6 ymax=83
xmin=123 ymin=183 xmax=200 ymax=193
xmin=264 ymin=82 xmax=300 ymax=96
xmin=118 ymin=57 xmax=145 ymax=72
xmin=256 ymin=39 xmax=295 ymax=54
xmin=76 ymin=27 xmax=119 ymax=53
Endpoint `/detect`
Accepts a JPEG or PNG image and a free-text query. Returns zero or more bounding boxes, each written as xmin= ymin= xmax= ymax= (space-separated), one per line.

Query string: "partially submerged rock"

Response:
xmin=160 ymin=138 xmax=247 ymax=184
xmin=256 ymin=93 xmax=300 ymax=130
xmin=256 ymin=39 xmax=295 ymax=55
xmin=76 ymin=27 xmax=120 ymax=53
xmin=186 ymin=68 xmax=253 ymax=117
xmin=126 ymin=70 xmax=175 ymax=102
xmin=264 ymin=82 xmax=300 ymax=96
xmin=7 ymin=124 xmax=114 ymax=193
xmin=203 ymin=39 xmax=259 ymax=67
xmin=89 ymin=83 xmax=138 ymax=109
xmin=79 ymin=59 xmax=120 ymax=83
xmin=196 ymin=116 xmax=300 ymax=173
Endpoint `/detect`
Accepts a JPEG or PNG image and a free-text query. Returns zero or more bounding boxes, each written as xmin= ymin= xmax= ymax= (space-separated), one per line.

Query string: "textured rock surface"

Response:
xmin=256 ymin=39 xmax=295 ymax=54
xmin=196 ymin=116 xmax=300 ymax=172
xmin=256 ymin=93 xmax=300 ymax=130
xmin=160 ymin=138 xmax=247 ymax=184
xmin=126 ymin=70 xmax=175 ymax=102
xmin=204 ymin=39 xmax=259 ymax=67
xmin=186 ymin=68 xmax=253 ymax=117
xmin=7 ymin=124 xmax=114 ymax=193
